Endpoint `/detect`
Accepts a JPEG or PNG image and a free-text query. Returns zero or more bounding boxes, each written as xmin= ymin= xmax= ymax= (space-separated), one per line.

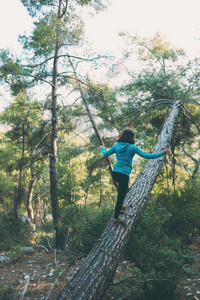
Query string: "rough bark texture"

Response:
xmin=26 ymin=170 xmax=35 ymax=221
xmin=14 ymin=121 xmax=25 ymax=219
xmin=50 ymin=0 xmax=62 ymax=248
xmin=57 ymin=102 xmax=180 ymax=300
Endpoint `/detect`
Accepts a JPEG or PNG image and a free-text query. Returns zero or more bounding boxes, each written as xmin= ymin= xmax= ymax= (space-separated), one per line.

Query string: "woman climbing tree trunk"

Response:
xmin=56 ymin=101 xmax=180 ymax=300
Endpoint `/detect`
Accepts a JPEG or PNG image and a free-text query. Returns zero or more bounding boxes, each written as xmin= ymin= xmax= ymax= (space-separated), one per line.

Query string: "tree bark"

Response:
xmin=56 ymin=101 xmax=180 ymax=300
xmin=26 ymin=170 xmax=35 ymax=221
xmin=50 ymin=0 xmax=62 ymax=248
xmin=13 ymin=120 xmax=25 ymax=219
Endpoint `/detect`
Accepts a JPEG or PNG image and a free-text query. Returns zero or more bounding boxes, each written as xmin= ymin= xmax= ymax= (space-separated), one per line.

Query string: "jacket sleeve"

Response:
xmin=135 ymin=146 xmax=163 ymax=159
xmin=101 ymin=145 xmax=116 ymax=157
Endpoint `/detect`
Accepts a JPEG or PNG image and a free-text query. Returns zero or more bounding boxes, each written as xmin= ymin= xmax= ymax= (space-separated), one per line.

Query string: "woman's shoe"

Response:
xmin=113 ymin=217 xmax=127 ymax=226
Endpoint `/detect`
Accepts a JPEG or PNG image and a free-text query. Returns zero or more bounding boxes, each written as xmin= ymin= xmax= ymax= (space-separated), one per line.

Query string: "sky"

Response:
xmin=0 ymin=0 xmax=200 ymax=54
xmin=0 ymin=0 xmax=200 ymax=109
xmin=85 ymin=0 xmax=200 ymax=56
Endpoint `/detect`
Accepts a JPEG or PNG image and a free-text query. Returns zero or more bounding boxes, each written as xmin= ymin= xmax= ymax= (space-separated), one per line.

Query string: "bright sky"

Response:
xmin=0 ymin=0 xmax=32 ymax=51
xmin=0 ymin=0 xmax=200 ymax=55
xmin=85 ymin=0 xmax=200 ymax=57
xmin=0 ymin=0 xmax=200 ymax=109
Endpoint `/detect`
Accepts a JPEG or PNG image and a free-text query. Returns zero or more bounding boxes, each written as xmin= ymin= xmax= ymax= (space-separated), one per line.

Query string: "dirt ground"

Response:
xmin=0 ymin=241 xmax=200 ymax=300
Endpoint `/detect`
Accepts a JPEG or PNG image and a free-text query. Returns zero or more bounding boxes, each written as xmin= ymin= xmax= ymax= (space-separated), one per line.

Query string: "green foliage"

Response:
xmin=21 ymin=0 xmax=56 ymax=17
xmin=43 ymin=220 xmax=54 ymax=233
xmin=19 ymin=12 xmax=84 ymax=58
xmin=0 ymin=50 xmax=29 ymax=95
xmin=84 ymin=81 xmax=121 ymax=131
xmin=57 ymin=139 xmax=86 ymax=205
xmin=136 ymin=32 xmax=185 ymax=63
xmin=60 ymin=205 xmax=113 ymax=253
xmin=132 ymin=71 xmax=182 ymax=100
xmin=118 ymin=33 xmax=200 ymax=148
xmin=0 ymin=142 xmax=16 ymax=209
xmin=76 ymin=0 xmax=108 ymax=11
xmin=0 ymin=95 xmax=50 ymax=214
xmin=0 ymin=284 xmax=15 ymax=300
xmin=161 ymin=180 xmax=200 ymax=243
xmin=125 ymin=204 xmax=195 ymax=299
xmin=21 ymin=0 xmax=108 ymax=18
xmin=0 ymin=17 xmax=199 ymax=299
xmin=37 ymin=205 xmax=113 ymax=251
xmin=0 ymin=213 xmax=33 ymax=251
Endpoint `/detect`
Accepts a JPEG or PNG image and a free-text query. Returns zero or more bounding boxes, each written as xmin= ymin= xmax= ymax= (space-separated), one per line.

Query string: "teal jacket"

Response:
xmin=101 ymin=142 xmax=163 ymax=176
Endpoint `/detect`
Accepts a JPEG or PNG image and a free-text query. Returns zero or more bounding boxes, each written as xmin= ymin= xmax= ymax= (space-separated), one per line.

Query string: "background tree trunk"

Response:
xmin=50 ymin=0 xmax=62 ymax=248
xmin=57 ymin=101 xmax=180 ymax=300
xmin=13 ymin=121 xmax=25 ymax=219
xmin=26 ymin=170 xmax=35 ymax=221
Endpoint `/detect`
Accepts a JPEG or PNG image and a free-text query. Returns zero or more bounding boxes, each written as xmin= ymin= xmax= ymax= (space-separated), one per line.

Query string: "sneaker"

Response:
xmin=120 ymin=205 xmax=127 ymax=212
xmin=113 ymin=217 xmax=127 ymax=226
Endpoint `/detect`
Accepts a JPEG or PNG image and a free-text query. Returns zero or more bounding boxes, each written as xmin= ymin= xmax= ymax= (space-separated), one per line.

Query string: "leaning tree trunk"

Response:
xmin=57 ymin=101 xmax=180 ymax=300
xmin=67 ymin=54 xmax=118 ymax=189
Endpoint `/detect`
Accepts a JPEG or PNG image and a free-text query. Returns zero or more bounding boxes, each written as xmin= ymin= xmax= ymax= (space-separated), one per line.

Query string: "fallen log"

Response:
xmin=57 ymin=101 xmax=180 ymax=300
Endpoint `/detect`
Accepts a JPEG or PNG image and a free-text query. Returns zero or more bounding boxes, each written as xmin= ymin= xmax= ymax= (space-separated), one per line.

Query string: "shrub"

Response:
xmin=160 ymin=179 xmax=200 ymax=243
xmin=125 ymin=204 xmax=194 ymax=299
xmin=0 ymin=213 xmax=33 ymax=251
xmin=60 ymin=204 xmax=113 ymax=253
xmin=0 ymin=285 xmax=15 ymax=300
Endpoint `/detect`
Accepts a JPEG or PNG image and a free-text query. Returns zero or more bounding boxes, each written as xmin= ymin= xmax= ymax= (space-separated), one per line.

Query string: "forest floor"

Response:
xmin=0 ymin=240 xmax=200 ymax=300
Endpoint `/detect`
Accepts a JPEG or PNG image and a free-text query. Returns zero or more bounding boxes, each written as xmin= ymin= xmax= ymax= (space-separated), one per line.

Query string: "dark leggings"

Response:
xmin=112 ymin=171 xmax=129 ymax=219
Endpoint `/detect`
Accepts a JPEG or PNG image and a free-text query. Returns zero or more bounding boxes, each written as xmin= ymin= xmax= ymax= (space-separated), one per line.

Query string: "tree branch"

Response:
xmin=31 ymin=56 xmax=54 ymax=67
xmin=58 ymin=54 xmax=111 ymax=62
xmin=60 ymin=0 xmax=68 ymax=18
xmin=20 ymin=275 xmax=30 ymax=300
xmin=0 ymin=71 xmax=55 ymax=87
xmin=67 ymin=53 xmax=118 ymax=189
xmin=164 ymin=203 xmax=200 ymax=226
xmin=182 ymin=146 xmax=200 ymax=179
xmin=125 ymin=99 xmax=175 ymax=126
xmin=179 ymin=106 xmax=200 ymax=133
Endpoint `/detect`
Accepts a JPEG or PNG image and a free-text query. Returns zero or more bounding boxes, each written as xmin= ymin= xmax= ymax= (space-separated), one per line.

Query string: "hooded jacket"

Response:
xmin=101 ymin=142 xmax=163 ymax=176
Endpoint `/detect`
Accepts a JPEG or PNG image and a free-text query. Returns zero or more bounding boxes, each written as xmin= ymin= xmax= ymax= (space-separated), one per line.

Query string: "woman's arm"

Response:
xmin=100 ymin=145 xmax=116 ymax=157
xmin=135 ymin=146 xmax=169 ymax=159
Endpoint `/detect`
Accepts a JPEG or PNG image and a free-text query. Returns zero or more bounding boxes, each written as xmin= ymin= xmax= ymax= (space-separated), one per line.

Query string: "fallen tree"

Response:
xmin=57 ymin=101 xmax=180 ymax=300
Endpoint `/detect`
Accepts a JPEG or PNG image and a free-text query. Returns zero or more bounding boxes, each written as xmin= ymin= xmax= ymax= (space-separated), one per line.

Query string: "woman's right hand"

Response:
xmin=100 ymin=145 xmax=104 ymax=150
xmin=162 ymin=149 xmax=169 ymax=155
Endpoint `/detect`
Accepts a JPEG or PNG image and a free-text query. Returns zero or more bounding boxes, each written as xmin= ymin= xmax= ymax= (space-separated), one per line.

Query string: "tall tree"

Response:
xmin=0 ymin=0 xmax=109 ymax=247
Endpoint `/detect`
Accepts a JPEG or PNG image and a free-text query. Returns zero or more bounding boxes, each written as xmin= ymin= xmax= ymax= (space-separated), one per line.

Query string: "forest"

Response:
xmin=0 ymin=0 xmax=200 ymax=299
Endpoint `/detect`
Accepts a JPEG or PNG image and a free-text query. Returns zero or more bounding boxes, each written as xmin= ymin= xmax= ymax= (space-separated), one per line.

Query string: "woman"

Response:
xmin=100 ymin=129 xmax=169 ymax=226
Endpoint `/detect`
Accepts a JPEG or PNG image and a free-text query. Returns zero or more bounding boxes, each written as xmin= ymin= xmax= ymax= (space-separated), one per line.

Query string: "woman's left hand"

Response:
xmin=162 ymin=149 xmax=169 ymax=155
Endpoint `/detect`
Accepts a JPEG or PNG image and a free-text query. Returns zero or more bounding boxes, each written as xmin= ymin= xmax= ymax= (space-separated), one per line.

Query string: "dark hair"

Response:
xmin=117 ymin=129 xmax=135 ymax=144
